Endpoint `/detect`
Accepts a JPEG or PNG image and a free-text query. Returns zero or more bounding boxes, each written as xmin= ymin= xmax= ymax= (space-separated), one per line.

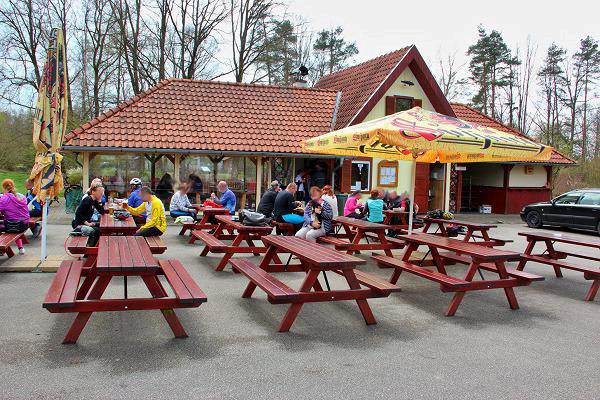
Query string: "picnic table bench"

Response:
xmin=317 ymin=216 xmax=401 ymax=256
xmin=517 ymin=231 xmax=600 ymax=301
xmin=179 ymin=206 xmax=229 ymax=238
xmin=194 ymin=215 xmax=275 ymax=271
xmin=44 ymin=235 xmax=206 ymax=344
xmin=382 ymin=210 xmax=418 ymax=231
xmin=99 ymin=214 xmax=138 ymax=235
xmin=0 ymin=232 xmax=28 ymax=258
xmin=67 ymin=235 xmax=167 ymax=257
xmin=373 ymin=233 xmax=542 ymax=316
xmin=422 ymin=217 xmax=512 ymax=247
xmin=231 ymin=235 xmax=400 ymax=332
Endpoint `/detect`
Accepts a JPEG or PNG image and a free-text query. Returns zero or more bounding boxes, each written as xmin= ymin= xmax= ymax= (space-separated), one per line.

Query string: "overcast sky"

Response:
xmin=286 ymin=0 xmax=600 ymax=100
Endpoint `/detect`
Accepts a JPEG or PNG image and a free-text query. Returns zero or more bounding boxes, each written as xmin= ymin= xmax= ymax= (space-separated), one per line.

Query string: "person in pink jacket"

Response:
xmin=0 ymin=179 xmax=30 ymax=254
xmin=343 ymin=190 xmax=364 ymax=218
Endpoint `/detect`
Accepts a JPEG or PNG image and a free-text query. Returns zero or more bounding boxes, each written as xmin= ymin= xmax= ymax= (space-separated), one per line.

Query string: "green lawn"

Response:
xmin=0 ymin=171 xmax=30 ymax=194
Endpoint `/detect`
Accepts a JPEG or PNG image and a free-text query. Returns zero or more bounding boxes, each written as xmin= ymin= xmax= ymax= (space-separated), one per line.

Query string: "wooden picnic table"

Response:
xmin=44 ymin=235 xmax=206 ymax=344
xmin=382 ymin=210 xmax=409 ymax=230
xmin=422 ymin=217 xmax=510 ymax=247
xmin=318 ymin=216 xmax=400 ymax=256
xmin=193 ymin=214 xmax=275 ymax=271
xmin=99 ymin=214 xmax=137 ymax=235
xmin=373 ymin=232 xmax=543 ymax=316
xmin=517 ymin=231 xmax=600 ymax=301
xmin=230 ymin=236 xmax=400 ymax=332
xmin=178 ymin=206 xmax=229 ymax=237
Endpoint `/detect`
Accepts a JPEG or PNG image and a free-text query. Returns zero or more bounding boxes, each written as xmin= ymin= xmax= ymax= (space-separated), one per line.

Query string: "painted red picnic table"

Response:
xmin=373 ymin=232 xmax=543 ymax=316
xmin=517 ymin=231 xmax=600 ymax=301
xmin=318 ymin=216 xmax=400 ymax=256
xmin=179 ymin=206 xmax=229 ymax=237
xmin=99 ymin=214 xmax=137 ymax=235
xmin=422 ymin=217 xmax=510 ymax=247
xmin=193 ymin=214 xmax=275 ymax=271
xmin=44 ymin=235 xmax=206 ymax=344
xmin=382 ymin=210 xmax=410 ymax=230
xmin=230 ymin=235 xmax=400 ymax=332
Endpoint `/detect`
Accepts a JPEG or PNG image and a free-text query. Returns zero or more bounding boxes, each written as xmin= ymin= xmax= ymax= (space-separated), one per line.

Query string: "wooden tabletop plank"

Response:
xmin=334 ymin=216 xmax=389 ymax=230
xmin=127 ymin=236 xmax=147 ymax=271
xmin=136 ymin=236 xmax=159 ymax=270
xmin=108 ymin=235 xmax=122 ymax=272
xmin=262 ymin=236 xmax=366 ymax=269
xmin=215 ymin=215 xmax=273 ymax=232
xmin=118 ymin=235 xmax=135 ymax=271
xmin=400 ymin=233 xmax=520 ymax=261
xmin=97 ymin=236 xmax=159 ymax=273
xmin=424 ymin=217 xmax=497 ymax=229
xmin=518 ymin=231 xmax=600 ymax=249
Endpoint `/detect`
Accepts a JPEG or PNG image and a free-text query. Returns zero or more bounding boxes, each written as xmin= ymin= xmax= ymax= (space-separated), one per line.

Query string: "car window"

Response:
xmin=578 ymin=192 xmax=600 ymax=206
xmin=554 ymin=193 xmax=581 ymax=205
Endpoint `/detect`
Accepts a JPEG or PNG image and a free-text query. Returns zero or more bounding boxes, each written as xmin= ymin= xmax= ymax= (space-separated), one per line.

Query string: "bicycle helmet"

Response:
xmin=129 ymin=178 xmax=142 ymax=186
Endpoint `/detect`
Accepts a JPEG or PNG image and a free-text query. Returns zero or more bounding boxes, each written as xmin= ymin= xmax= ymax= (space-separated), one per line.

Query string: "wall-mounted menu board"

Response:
xmin=377 ymin=160 xmax=398 ymax=187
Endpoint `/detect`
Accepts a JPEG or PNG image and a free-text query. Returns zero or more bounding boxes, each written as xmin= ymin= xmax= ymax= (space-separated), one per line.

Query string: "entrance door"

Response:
xmin=428 ymin=163 xmax=446 ymax=211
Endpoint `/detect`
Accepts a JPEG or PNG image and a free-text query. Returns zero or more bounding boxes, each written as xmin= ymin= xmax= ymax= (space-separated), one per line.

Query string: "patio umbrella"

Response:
xmin=29 ymin=28 xmax=69 ymax=261
xmin=303 ymin=107 xmax=553 ymax=233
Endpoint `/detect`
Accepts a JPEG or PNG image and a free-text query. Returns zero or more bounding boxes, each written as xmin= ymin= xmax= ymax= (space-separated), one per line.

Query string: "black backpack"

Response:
xmin=239 ymin=209 xmax=271 ymax=226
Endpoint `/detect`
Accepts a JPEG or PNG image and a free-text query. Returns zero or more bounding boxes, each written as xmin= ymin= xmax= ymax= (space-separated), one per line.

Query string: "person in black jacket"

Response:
xmin=273 ymin=183 xmax=303 ymax=224
xmin=72 ymin=185 xmax=106 ymax=245
xmin=257 ymin=180 xmax=280 ymax=217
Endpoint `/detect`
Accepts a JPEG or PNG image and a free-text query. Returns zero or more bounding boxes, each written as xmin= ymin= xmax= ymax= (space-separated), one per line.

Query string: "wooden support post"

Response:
xmin=174 ymin=154 xmax=181 ymax=185
xmin=82 ymin=152 xmax=90 ymax=191
xmin=256 ymin=157 xmax=263 ymax=210
xmin=443 ymin=163 xmax=452 ymax=212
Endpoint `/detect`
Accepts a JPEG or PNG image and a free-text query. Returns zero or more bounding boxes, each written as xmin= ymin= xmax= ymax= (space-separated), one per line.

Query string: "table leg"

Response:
xmin=215 ymin=234 xmax=245 ymax=271
xmin=516 ymin=240 xmax=536 ymax=271
xmin=429 ymin=247 xmax=448 ymax=275
xmin=422 ymin=221 xmax=431 ymax=233
xmin=279 ymin=269 xmax=320 ymax=332
xmin=142 ymin=275 xmax=187 ymax=338
xmin=376 ymin=231 xmax=394 ymax=257
xmin=245 ymin=237 xmax=260 ymax=257
xmin=544 ymin=240 xmax=563 ymax=278
xmin=342 ymin=269 xmax=376 ymax=325
xmin=494 ymin=260 xmax=519 ymax=310
xmin=63 ymin=276 xmax=112 ymax=344
xmin=445 ymin=260 xmax=481 ymax=317
xmin=348 ymin=230 xmax=365 ymax=255
xmin=585 ymin=280 xmax=600 ymax=301
xmin=389 ymin=243 xmax=418 ymax=284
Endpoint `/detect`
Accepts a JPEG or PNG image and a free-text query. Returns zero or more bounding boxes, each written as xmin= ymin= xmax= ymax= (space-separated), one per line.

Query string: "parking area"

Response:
xmin=0 ymin=221 xmax=598 ymax=399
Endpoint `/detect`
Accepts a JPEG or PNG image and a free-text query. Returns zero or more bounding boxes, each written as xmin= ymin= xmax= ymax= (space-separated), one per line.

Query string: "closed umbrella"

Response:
xmin=29 ymin=28 xmax=69 ymax=261
xmin=303 ymin=107 xmax=553 ymax=233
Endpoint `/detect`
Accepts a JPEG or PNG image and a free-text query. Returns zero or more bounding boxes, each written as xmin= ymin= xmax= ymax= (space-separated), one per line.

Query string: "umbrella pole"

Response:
xmin=408 ymin=159 xmax=416 ymax=235
xmin=40 ymin=202 xmax=49 ymax=262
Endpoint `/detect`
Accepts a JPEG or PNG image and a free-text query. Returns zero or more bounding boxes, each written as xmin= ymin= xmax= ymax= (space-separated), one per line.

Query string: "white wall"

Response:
xmin=509 ymin=165 xmax=547 ymax=187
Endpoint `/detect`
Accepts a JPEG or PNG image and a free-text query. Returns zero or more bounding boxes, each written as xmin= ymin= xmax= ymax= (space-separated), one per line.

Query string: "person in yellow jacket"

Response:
xmin=122 ymin=186 xmax=167 ymax=237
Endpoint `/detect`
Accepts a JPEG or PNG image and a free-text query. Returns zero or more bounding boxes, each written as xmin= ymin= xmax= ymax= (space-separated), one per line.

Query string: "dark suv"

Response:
xmin=520 ymin=189 xmax=600 ymax=234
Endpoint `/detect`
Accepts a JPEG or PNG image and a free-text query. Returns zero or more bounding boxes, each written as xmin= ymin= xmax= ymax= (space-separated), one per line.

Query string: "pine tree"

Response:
xmin=258 ymin=19 xmax=298 ymax=85
xmin=313 ymin=26 xmax=358 ymax=79
xmin=574 ymin=36 xmax=600 ymax=160
xmin=538 ymin=44 xmax=566 ymax=147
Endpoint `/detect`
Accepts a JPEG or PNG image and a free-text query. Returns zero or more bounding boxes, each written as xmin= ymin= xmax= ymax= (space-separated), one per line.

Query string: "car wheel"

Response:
xmin=526 ymin=211 xmax=543 ymax=228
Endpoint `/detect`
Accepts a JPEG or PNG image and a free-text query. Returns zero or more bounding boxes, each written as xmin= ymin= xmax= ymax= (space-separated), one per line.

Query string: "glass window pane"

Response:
xmin=579 ymin=193 xmax=600 ymax=205
xmin=351 ymin=162 xmax=370 ymax=191
xmin=395 ymin=97 xmax=413 ymax=112
xmin=555 ymin=193 xmax=580 ymax=204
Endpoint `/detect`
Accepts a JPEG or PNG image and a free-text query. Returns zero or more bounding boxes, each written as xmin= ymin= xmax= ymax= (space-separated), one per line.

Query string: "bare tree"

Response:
xmin=436 ymin=51 xmax=467 ymax=101
xmin=229 ymin=0 xmax=275 ymax=83
xmin=516 ymin=39 xmax=537 ymax=134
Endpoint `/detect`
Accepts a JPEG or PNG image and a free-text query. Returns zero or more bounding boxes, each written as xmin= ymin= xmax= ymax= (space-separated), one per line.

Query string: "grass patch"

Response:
xmin=0 ymin=171 xmax=30 ymax=194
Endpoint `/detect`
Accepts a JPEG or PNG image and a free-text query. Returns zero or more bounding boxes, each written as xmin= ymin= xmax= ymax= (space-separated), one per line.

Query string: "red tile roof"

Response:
xmin=315 ymin=48 xmax=411 ymax=129
xmin=450 ymin=103 xmax=575 ymax=165
xmin=64 ymin=79 xmax=339 ymax=154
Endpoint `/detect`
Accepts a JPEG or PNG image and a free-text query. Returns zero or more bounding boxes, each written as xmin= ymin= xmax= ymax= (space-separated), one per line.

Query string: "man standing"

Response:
xmin=210 ymin=181 xmax=236 ymax=214
xmin=123 ymin=186 xmax=166 ymax=237
xmin=257 ymin=180 xmax=280 ymax=218
xmin=127 ymin=178 xmax=145 ymax=224
xmin=273 ymin=183 xmax=303 ymax=225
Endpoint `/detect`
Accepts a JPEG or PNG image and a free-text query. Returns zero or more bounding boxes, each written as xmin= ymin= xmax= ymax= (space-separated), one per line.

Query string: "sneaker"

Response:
xmin=32 ymin=223 xmax=42 ymax=238
xmin=18 ymin=248 xmax=25 ymax=255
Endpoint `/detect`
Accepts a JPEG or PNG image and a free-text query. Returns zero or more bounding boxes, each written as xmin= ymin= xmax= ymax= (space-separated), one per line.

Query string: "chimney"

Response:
xmin=291 ymin=65 xmax=309 ymax=88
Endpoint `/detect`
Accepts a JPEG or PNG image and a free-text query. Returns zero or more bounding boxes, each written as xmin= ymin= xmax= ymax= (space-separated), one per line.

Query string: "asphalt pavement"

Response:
xmin=0 ymin=221 xmax=598 ymax=399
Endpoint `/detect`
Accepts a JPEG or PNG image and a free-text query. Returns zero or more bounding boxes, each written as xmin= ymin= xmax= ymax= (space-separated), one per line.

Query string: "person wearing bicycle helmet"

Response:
xmin=128 ymin=178 xmax=146 ymax=225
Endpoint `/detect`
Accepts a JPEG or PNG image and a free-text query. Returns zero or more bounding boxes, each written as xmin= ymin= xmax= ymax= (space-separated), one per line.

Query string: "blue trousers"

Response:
xmin=170 ymin=210 xmax=196 ymax=219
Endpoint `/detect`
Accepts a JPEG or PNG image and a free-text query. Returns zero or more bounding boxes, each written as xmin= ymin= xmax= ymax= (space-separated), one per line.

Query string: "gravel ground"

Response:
xmin=0 ymin=221 xmax=598 ymax=400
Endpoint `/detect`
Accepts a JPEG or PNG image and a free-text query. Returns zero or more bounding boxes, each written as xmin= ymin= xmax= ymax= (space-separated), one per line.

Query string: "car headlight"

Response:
xmin=521 ymin=207 xmax=526 ymax=213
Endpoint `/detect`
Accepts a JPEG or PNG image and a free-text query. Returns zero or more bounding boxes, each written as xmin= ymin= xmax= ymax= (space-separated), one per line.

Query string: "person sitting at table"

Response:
xmin=82 ymin=178 xmax=106 ymax=223
xmin=399 ymin=192 xmax=419 ymax=215
xmin=257 ymin=180 xmax=280 ymax=218
xmin=24 ymin=179 xmax=43 ymax=237
xmin=0 ymin=179 xmax=30 ymax=255
xmin=170 ymin=183 xmax=197 ymax=220
xmin=123 ymin=186 xmax=166 ymax=237
xmin=363 ymin=189 xmax=384 ymax=223
xmin=343 ymin=190 xmax=364 ymax=219
xmin=321 ymin=185 xmax=338 ymax=216
xmin=273 ymin=183 xmax=303 ymax=225
xmin=155 ymin=173 xmax=174 ymax=205
xmin=127 ymin=177 xmax=146 ymax=225
xmin=209 ymin=181 xmax=236 ymax=215
xmin=295 ymin=186 xmax=333 ymax=242
xmin=72 ymin=185 xmax=106 ymax=246
xmin=385 ymin=190 xmax=403 ymax=237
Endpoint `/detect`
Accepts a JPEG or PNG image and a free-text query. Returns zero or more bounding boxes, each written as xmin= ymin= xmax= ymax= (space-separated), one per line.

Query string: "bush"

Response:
xmin=65 ymin=167 xmax=82 ymax=186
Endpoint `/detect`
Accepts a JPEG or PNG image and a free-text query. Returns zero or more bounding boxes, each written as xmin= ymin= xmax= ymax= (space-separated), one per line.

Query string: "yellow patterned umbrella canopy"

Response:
xmin=29 ymin=28 xmax=68 ymax=202
xmin=303 ymin=107 xmax=552 ymax=163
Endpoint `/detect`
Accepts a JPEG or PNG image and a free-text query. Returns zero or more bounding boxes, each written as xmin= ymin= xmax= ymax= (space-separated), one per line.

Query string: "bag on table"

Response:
xmin=239 ymin=209 xmax=270 ymax=226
